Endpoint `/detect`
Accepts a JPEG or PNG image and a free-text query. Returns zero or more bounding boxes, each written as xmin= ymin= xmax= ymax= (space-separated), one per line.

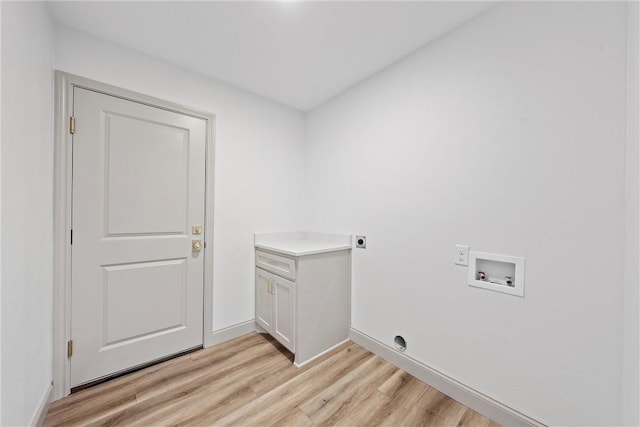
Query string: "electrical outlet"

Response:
xmin=454 ymin=244 xmax=469 ymax=266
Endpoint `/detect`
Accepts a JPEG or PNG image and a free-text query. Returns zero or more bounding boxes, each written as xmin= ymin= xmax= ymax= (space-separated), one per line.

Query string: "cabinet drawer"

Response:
xmin=256 ymin=250 xmax=296 ymax=281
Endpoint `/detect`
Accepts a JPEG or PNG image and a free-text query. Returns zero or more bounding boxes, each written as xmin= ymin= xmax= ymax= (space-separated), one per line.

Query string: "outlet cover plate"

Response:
xmin=455 ymin=244 xmax=469 ymax=266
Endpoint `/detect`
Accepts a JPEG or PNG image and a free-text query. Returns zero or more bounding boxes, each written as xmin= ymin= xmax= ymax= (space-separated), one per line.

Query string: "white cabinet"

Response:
xmin=256 ymin=250 xmax=296 ymax=281
xmin=255 ymin=268 xmax=273 ymax=332
xmin=254 ymin=235 xmax=351 ymax=367
xmin=255 ymin=267 xmax=295 ymax=352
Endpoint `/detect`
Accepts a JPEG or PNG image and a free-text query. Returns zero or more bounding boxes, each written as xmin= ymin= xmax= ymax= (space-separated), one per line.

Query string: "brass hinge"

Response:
xmin=69 ymin=116 xmax=75 ymax=135
xmin=67 ymin=340 xmax=73 ymax=358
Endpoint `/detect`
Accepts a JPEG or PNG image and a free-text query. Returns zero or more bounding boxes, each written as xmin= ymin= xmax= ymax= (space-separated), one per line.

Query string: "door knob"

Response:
xmin=192 ymin=240 xmax=202 ymax=252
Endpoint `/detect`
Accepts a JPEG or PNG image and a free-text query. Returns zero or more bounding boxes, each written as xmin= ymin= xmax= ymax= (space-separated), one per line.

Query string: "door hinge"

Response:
xmin=67 ymin=340 xmax=73 ymax=358
xmin=70 ymin=229 xmax=73 ymax=245
xmin=69 ymin=116 xmax=75 ymax=135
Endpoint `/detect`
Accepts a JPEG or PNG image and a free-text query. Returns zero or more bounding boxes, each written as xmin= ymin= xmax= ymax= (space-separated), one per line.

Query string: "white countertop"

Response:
xmin=254 ymin=232 xmax=352 ymax=257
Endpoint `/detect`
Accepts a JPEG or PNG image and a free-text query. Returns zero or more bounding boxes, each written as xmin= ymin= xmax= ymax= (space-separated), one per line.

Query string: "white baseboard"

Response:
xmin=206 ymin=320 xmax=257 ymax=347
xmin=349 ymin=328 xmax=543 ymax=427
xmin=293 ymin=338 xmax=350 ymax=368
xmin=29 ymin=383 xmax=53 ymax=427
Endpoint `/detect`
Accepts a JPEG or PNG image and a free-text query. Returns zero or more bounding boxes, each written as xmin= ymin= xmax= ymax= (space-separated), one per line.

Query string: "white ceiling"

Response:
xmin=47 ymin=1 xmax=496 ymax=111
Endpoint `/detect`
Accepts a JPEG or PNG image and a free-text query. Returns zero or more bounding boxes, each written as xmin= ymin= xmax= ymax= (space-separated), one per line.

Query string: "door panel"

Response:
xmin=273 ymin=275 xmax=295 ymax=352
xmin=71 ymin=87 xmax=206 ymax=387
xmin=105 ymin=112 xmax=189 ymax=235
xmin=255 ymin=269 xmax=273 ymax=331
xmin=103 ymin=259 xmax=187 ymax=345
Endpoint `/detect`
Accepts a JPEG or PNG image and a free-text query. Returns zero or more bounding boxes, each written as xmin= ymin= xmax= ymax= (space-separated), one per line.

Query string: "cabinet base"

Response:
xmin=294 ymin=338 xmax=350 ymax=368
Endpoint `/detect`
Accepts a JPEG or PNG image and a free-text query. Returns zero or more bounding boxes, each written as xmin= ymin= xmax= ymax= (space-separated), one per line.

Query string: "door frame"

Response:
xmin=52 ymin=71 xmax=216 ymax=399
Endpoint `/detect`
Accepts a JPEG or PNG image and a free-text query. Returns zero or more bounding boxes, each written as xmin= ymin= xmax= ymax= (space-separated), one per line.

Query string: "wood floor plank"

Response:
xmin=249 ymin=357 xmax=299 ymax=394
xmin=266 ymin=407 xmax=315 ymax=427
xmin=147 ymin=383 xmax=258 ymax=427
xmin=377 ymin=404 xmax=447 ymax=427
xmin=43 ymin=390 xmax=137 ymax=427
xmin=250 ymin=340 xmax=352 ymax=396
xmin=378 ymin=369 xmax=431 ymax=409
xmin=357 ymin=390 xmax=401 ymax=426
xmin=169 ymin=364 xmax=299 ymax=425
xmin=43 ymin=332 xmax=500 ymax=427
xmin=134 ymin=336 xmax=279 ymax=402
xmin=299 ymin=356 xmax=397 ymax=426
xmin=44 ymin=334 xmax=265 ymax=426
xmin=43 ymin=354 xmax=183 ymax=427
xmin=188 ymin=332 xmax=264 ymax=361
xmin=458 ymin=408 xmax=502 ymax=427
xmin=44 ymin=358 xmax=175 ymax=425
xmin=380 ymin=386 xmax=468 ymax=427
xmin=214 ymin=343 xmax=373 ymax=426
xmin=418 ymin=386 xmax=468 ymax=422
xmin=316 ymin=386 xmax=395 ymax=427
xmin=92 ymin=342 xmax=284 ymax=426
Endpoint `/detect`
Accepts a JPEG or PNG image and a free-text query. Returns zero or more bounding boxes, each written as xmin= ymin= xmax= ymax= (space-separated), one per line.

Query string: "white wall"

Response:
xmin=1 ymin=2 xmax=55 ymax=425
xmin=0 ymin=2 xmax=4 ymax=423
xmin=54 ymin=25 xmax=307 ymax=333
xmin=623 ymin=2 xmax=639 ymax=424
xmin=306 ymin=2 xmax=630 ymax=425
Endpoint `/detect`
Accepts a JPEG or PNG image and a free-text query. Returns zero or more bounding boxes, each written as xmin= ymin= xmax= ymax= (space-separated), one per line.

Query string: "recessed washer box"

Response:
xmin=468 ymin=251 xmax=525 ymax=297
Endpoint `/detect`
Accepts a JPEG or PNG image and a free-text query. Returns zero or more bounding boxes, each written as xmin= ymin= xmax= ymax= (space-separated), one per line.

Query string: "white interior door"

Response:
xmin=70 ymin=87 xmax=206 ymax=387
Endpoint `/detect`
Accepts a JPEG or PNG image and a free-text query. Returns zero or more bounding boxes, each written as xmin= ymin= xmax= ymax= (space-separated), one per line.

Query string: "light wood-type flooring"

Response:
xmin=45 ymin=333 xmax=500 ymax=426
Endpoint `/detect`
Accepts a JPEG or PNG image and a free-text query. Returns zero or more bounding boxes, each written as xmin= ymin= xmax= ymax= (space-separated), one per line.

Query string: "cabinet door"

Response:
xmin=273 ymin=275 xmax=295 ymax=353
xmin=255 ymin=268 xmax=273 ymax=331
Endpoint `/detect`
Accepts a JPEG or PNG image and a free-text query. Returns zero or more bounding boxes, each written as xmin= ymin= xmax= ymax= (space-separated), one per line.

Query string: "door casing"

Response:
xmin=52 ymin=71 xmax=216 ymax=399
